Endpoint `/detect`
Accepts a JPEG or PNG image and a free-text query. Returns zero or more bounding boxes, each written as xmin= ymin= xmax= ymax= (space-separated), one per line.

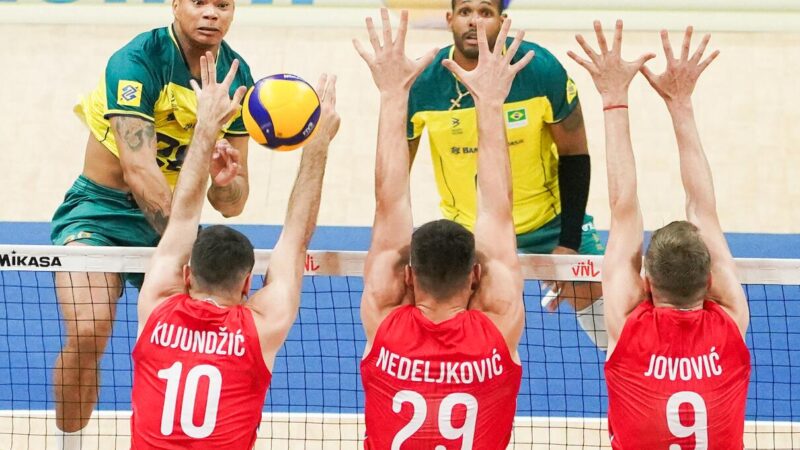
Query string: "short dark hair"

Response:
xmin=644 ymin=221 xmax=711 ymax=305
xmin=190 ymin=225 xmax=255 ymax=292
xmin=451 ymin=0 xmax=506 ymax=14
xmin=410 ymin=219 xmax=476 ymax=299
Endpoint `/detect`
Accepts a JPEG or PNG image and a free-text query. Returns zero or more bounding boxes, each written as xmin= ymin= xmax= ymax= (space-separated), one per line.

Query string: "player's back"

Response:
xmin=605 ymin=300 xmax=751 ymax=449
xmin=131 ymin=293 xmax=270 ymax=449
xmin=361 ymin=305 xmax=522 ymax=450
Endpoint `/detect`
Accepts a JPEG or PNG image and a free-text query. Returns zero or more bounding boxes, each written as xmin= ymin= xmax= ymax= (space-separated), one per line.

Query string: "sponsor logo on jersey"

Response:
xmin=118 ymin=80 xmax=143 ymax=107
xmin=505 ymin=108 xmax=527 ymax=129
xmin=566 ymin=78 xmax=578 ymax=104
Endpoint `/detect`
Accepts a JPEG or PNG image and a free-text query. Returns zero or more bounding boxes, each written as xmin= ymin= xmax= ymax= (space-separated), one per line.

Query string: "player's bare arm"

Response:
xmin=568 ymin=20 xmax=655 ymax=354
xmin=248 ymin=74 xmax=339 ymax=371
xmin=641 ymin=28 xmax=748 ymax=336
xmin=442 ymin=18 xmax=531 ymax=351
xmin=138 ymin=54 xmax=246 ymax=329
xmin=111 ymin=116 xmax=172 ymax=234
xmin=354 ymin=9 xmax=439 ymax=345
xmin=206 ymin=134 xmax=250 ymax=217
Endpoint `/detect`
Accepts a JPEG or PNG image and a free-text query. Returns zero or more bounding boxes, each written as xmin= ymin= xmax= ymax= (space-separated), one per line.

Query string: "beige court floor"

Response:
xmin=1 ymin=23 xmax=799 ymax=234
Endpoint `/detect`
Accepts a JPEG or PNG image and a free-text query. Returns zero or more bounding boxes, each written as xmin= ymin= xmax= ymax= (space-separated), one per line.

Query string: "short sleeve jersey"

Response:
xmin=75 ymin=26 xmax=254 ymax=188
xmin=605 ymin=300 xmax=751 ymax=449
xmin=361 ymin=306 xmax=522 ymax=449
xmin=131 ymin=294 xmax=271 ymax=449
xmin=408 ymin=39 xmax=579 ymax=234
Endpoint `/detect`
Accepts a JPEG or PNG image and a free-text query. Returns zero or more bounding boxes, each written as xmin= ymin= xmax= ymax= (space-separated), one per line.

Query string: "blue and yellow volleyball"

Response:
xmin=242 ymin=74 xmax=320 ymax=151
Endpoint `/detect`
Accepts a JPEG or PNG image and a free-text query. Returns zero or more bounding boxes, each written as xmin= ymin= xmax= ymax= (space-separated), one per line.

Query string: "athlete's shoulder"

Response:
xmin=218 ymin=39 xmax=254 ymax=83
xmin=110 ymin=27 xmax=170 ymax=65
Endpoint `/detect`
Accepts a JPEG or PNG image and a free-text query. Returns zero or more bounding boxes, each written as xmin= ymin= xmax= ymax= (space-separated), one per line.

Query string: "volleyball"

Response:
xmin=242 ymin=74 xmax=320 ymax=151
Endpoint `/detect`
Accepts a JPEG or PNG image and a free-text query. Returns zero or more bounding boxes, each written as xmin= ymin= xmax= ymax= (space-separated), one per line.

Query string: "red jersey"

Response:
xmin=131 ymin=294 xmax=271 ymax=449
xmin=605 ymin=300 xmax=751 ymax=449
xmin=361 ymin=305 xmax=522 ymax=450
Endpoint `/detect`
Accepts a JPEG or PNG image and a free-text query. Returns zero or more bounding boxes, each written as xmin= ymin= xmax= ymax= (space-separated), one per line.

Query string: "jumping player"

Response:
xmin=568 ymin=21 xmax=751 ymax=448
xmin=51 ymin=1 xmax=255 ymax=446
xmin=354 ymin=10 xmax=532 ymax=448
xmin=130 ymin=53 xmax=339 ymax=448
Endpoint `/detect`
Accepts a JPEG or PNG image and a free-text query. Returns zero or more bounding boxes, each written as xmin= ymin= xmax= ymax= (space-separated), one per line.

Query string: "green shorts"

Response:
xmin=51 ymin=175 xmax=160 ymax=288
xmin=516 ymin=214 xmax=605 ymax=255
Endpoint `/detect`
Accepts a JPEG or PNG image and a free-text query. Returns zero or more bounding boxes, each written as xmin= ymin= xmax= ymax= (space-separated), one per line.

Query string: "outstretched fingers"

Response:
xmin=697 ymin=49 xmax=720 ymax=74
xmin=504 ymin=28 xmax=525 ymax=64
xmin=395 ymin=10 xmax=409 ymax=53
xmin=493 ymin=18 xmax=512 ymax=56
xmin=511 ymin=50 xmax=535 ymax=74
xmin=612 ymin=19 xmax=623 ymax=55
xmin=441 ymin=58 xmax=467 ymax=80
xmin=660 ymin=29 xmax=675 ymax=61
xmin=594 ymin=20 xmax=609 ymax=55
xmin=567 ymin=50 xmax=597 ymax=75
xmin=575 ymin=33 xmax=599 ymax=64
xmin=680 ymin=26 xmax=693 ymax=62
xmin=690 ymin=33 xmax=711 ymax=64
xmin=380 ymin=8 xmax=393 ymax=50
xmin=366 ymin=17 xmax=381 ymax=52
xmin=221 ymin=59 xmax=240 ymax=90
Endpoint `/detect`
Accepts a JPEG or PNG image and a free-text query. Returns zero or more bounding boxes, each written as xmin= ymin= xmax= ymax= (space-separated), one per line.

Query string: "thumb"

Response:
xmin=441 ymin=59 xmax=466 ymax=80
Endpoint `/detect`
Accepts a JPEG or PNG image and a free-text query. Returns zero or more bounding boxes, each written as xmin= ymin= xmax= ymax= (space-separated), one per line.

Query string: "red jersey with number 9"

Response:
xmin=131 ymin=293 xmax=271 ymax=449
xmin=361 ymin=305 xmax=522 ymax=450
xmin=605 ymin=300 xmax=751 ymax=449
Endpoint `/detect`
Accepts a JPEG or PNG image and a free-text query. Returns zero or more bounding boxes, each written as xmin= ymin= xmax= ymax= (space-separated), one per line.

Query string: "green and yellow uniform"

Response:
xmin=76 ymin=26 xmax=253 ymax=188
xmin=408 ymin=39 xmax=603 ymax=255
xmin=52 ymin=26 xmax=254 ymax=285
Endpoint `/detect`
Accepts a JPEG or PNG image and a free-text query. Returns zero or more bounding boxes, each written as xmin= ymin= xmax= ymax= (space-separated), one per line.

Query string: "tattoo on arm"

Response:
xmin=113 ymin=116 xmax=156 ymax=152
xmin=137 ymin=197 xmax=169 ymax=235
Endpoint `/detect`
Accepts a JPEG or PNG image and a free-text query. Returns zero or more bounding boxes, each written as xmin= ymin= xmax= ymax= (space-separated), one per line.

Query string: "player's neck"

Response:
xmin=651 ymin=294 xmax=704 ymax=311
xmin=188 ymin=288 xmax=239 ymax=308
xmin=172 ymin=23 xmax=221 ymax=79
xmin=415 ymin=293 xmax=469 ymax=324
xmin=451 ymin=48 xmax=479 ymax=72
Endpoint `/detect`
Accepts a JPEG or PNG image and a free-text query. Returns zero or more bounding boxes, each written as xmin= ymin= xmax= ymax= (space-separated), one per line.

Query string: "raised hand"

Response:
xmin=309 ymin=73 xmax=341 ymax=146
xmin=353 ymin=8 xmax=439 ymax=95
xmin=640 ymin=27 xmax=719 ymax=107
xmin=442 ymin=18 xmax=534 ymax=102
xmin=210 ymin=139 xmax=240 ymax=187
xmin=568 ymin=20 xmax=655 ymax=105
xmin=190 ymin=51 xmax=247 ymax=129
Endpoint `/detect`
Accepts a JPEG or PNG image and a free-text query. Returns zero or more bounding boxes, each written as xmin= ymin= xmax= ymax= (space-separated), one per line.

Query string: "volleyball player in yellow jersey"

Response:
xmin=407 ymin=0 xmax=606 ymax=347
xmin=48 ymin=1 xmax=253 ymax=447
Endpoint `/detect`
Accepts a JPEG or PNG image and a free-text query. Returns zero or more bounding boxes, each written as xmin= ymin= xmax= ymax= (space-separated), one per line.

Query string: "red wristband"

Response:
xmin=603 ymin=104 xmax=629 ymax=112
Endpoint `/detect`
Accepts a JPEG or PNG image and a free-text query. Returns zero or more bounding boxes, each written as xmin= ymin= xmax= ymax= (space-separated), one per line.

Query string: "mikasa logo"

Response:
xmin=0 ymin=251 xmax=62 ymax=268
xmin=303 ymin=121 xmax=316 ymax=137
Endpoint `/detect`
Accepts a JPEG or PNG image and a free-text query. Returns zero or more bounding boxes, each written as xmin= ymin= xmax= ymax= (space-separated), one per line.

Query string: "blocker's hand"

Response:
xmin=210 ymin=139 xmax=241 ymax=187
xmin=308 ymin=73 xmax=341 ymax=147
xmin=567 ymin=20 xmax=654 ymax=105
xmin=190 ymin=51 xmax=247 ymax=130
xmin=640 ymin=27 xmax=719 ymax=108
xmin=441 ymin=18 xmax=533 ymax=103
xmin=353 ymin=8 xmax=439 ymax=96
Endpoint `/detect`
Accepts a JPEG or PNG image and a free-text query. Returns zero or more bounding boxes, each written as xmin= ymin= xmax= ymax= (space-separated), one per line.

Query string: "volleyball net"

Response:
xmin=0 ymin=245 xmax=798 ymax=449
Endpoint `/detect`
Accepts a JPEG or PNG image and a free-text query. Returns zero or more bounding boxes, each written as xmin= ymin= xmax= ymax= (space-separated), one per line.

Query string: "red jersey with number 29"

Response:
xmin=131 ymin=293 xmax=271 ymax=449
xmin=605 ymin=300 xmax=750 ymax=450
xmin=361 ymin=305 xmax=522 ymax=450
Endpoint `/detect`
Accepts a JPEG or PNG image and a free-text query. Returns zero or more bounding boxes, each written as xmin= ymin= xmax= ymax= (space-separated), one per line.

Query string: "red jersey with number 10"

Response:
xmin=131 ymin=293 xmax=271 ymax=449
xmin=361 ymin=305 xmax=522 ymax=450
xmin=605 ymin=300 xmax=750 ymax=449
